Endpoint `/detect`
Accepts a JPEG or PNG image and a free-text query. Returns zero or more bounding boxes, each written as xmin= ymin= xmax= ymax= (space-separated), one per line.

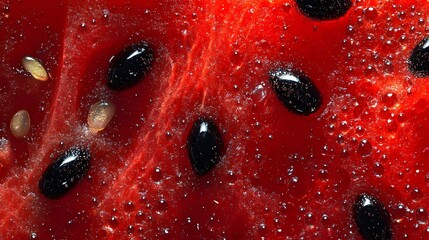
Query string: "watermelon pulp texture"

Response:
xmin=0 ymin=0 xmax=429 ymax=239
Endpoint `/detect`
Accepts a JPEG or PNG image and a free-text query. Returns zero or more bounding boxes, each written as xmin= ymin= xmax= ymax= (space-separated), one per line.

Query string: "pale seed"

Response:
xmin=87 ymin=100 xmax=115 ymax=133
xmin=22 ymin=56 xmax=49 ymax=81
xmin=10 ymin=110 xmax=31 ymax=138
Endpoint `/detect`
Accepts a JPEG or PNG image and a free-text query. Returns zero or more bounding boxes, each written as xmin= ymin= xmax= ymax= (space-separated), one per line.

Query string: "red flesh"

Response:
xmin=0 ymin=0 xmax=429 ymax=239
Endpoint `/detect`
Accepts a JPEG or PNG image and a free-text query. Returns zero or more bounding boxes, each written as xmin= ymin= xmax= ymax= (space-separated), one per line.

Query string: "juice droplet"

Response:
xmin=357 ymin=139 xmax=372 ymax=157
xmin=417 ymin=208 xmax=428 ymax=224
xmin=382 ymin=92 xmax=397 ymax=107
xmin=364 ymin=7 xmax=378 ymax=20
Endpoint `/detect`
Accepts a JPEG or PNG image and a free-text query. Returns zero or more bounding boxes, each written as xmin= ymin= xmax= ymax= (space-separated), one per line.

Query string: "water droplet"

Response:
xmin=398 ymin=112 xmax=406 ymax=123
xmin=321 ymin=214 xmax=330 ymax=226
xmin=251 ymin=83 xmax=267 ymax=102
xmin=364 ymin=7 xmax=378 ymax=20
xmin=109 ymin=216 xmax=119 ymax=228
xmin=10 ymin=109 xmax=30 ymax=138
xmin=356 ymin=125 xmax=365 ymax=135
xmin=411 ymin=188 xmax=423 ymax=201
xmin=417 ymin=208 xmax=428 ymax=224
xmin=87 ymin=100 xmax=115 ymax=133
xmin=230 ymin=50 xmax=243 ymax=65
xmin=305 ymin=212 xmax=315 ymax=226
xmin=21 ymin=56 xmax=49 ymax=81
xmin=373 ymin=162 xmax=384 ymax=177
xmin=288 ymin=176 xmax=307 ymax=199
xmin=380 ymin=107 xmax=391 ymax=119
xmin=151 ymin=167 xmax=163 ymax=182
xmin=226 ymin=170 xmax=237 ymax=185
xmin=386 ymin=119 xmax=398 ymax=132
xmin=258 ymin=223 xmax=268 ymax=235
xmin=392 ymin=203 xmax=407 ymax=222
xmin=318 ymin=169 xmax=329 ymax=180
xmin=127 ymin=225 xmax=134 ymax=234
xmin=102 ymin=9 xmax=110 ymax=21
xmin=282 ymin=3 xmax=292 ymax=12
xmin=124 ymin=201 xmax=135 ymax=212
xmin=155 ymin=199 xmax=168 ymax=214
xmin=135 ymin=211 xmax=145 ymax=223
xmin=357 ymin=139 xmax=372 ymax=157
xmin=382 ymin=92 xmax=397 ymax=107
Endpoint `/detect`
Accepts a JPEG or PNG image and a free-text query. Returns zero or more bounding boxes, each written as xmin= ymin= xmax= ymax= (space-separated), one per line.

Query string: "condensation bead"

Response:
xmin=373 ymin=162 xmax=385 ymax=177
xmin=123 ymin=201 xmax=135 ymax=212
xmin=382 ymin=92 xmax=397 ymax=107
xmin=417 ymin=208 xmax=428 ymax=224
xmin=10 ymin=110 xmax=31 ymax=138
xmin=357 ymin=139 xmax=372 ymax=157
xmin=21 ymin=56 xmax=49 ymax=81
xmin=87 ymin=100 xmax=115 ymax=133
xmin=364 ymin=7 xmax=378 ymax=20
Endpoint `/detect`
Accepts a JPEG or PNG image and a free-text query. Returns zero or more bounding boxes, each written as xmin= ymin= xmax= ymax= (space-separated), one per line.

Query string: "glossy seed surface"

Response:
xmin=269 ymin=69 xmax=322 ymax=116
xmin=87 ymin=100 xmax=115 ymax=133
xmin=296 ymin=0 xmax=352 ymax=20
xmin=409 ymin=37 xmax=429 ymax=77
xmin=39 ymin=147 xmax=91 ymax=199
xmin=10 ymin=110 xmax=31 ymax=138
xmin=353 ymin=193 xmax=393 ymax=240
xmin=187 ymin=119 xmax=223 ymax=175
xmin=21 ymin=56 xmax=49 ymax=81
xmin=107 ymin=42 xmax=154 ymax=90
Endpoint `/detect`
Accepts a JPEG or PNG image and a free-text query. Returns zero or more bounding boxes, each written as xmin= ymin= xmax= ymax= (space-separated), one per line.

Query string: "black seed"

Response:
xmin=408 ymin=37 xmax=429 ymax=77
xmin=107 ymin=42 xmax=154 ymax=90
xmin=269 ymin=69 xmax=322 ymax=116
xmin=353 ymin=193 xmax=393 ymax=240
xmin=39 ymin=147 xmax=91 ymax=199
xmin=296 ymin=0 xmax=352 ymax=20
xmin=187 ymin=118 xmax=223 ymax=175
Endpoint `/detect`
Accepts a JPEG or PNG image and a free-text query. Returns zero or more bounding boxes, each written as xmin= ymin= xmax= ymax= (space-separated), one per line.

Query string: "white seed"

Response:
xmin=21 ymin=56 xmax=49 ymax=81
xmin=10 ymin=110 xmax=31 ymax=138
xmin=87 ymin=100 xmax=115 ymax=133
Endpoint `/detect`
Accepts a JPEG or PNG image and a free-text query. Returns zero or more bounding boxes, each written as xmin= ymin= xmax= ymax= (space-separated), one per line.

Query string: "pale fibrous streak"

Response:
xmin=87 ymin=100 xmax=115 ymax=133
xmin=10 ymin=110 xmax=31 ymax=138
xmin=21 ymin=56 xmax=49 ymax=81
